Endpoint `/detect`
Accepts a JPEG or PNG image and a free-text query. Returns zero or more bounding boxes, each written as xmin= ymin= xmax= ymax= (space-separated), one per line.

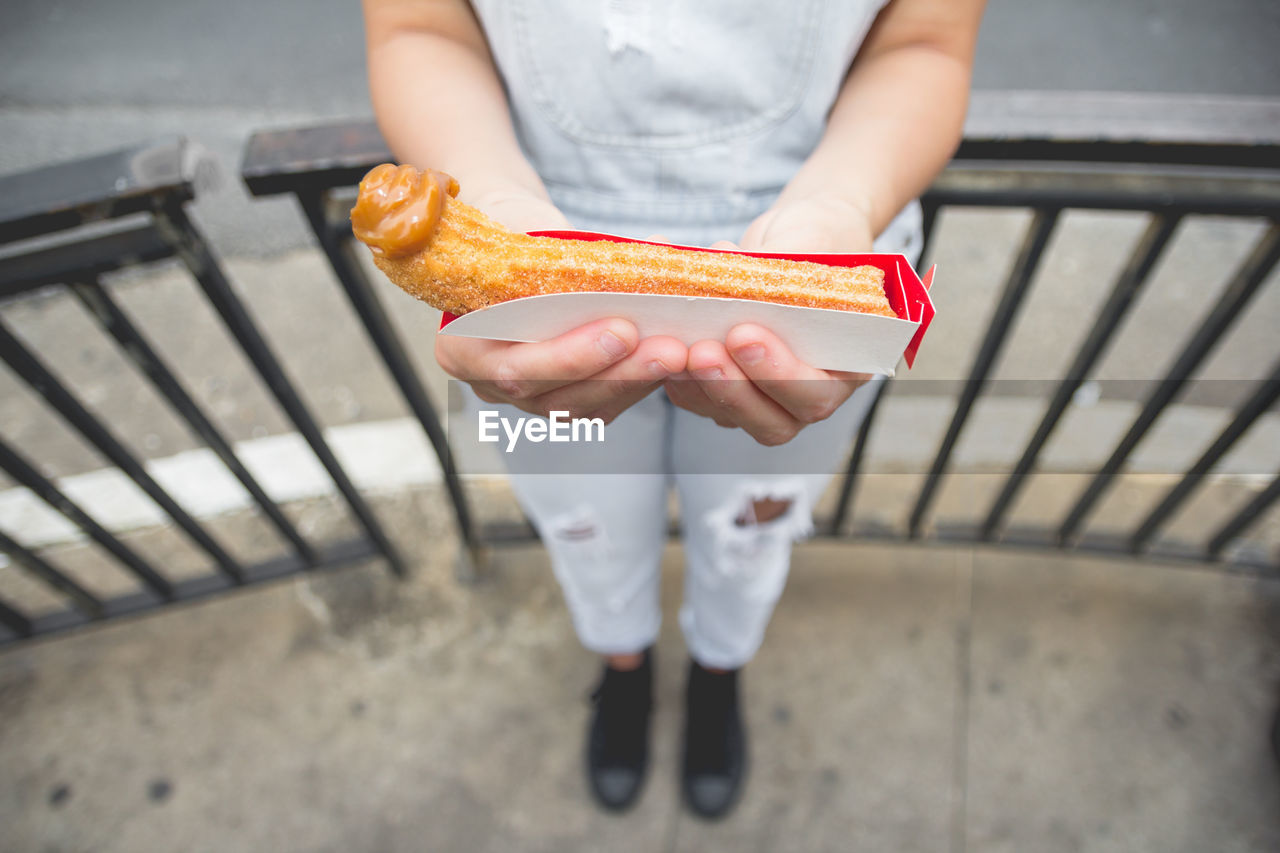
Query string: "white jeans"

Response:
xmin=475 ymin=378 xmax=883 ymax=669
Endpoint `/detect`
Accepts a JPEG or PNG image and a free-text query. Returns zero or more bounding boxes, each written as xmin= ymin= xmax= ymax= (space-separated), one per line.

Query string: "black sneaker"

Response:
xmin=586 ymin=649 xmax=653 ymax=811
xmin=681 ymin=660 xmax=747 ymax=819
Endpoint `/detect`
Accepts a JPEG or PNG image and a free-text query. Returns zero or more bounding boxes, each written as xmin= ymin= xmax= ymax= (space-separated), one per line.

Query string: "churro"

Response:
xmin=350 ymin=164 xmax=895 ymax=318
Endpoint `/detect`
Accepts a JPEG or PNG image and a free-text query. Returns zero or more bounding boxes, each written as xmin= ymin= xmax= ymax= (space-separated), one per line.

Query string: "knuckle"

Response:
xmin=471 ymin=384 xmax=501 ymax=404
xmin=706 ymin=391 xmax=738 ymax=413
xmin=694 ymin=403 xmax=721 ymax=420
xmin=755 ymin=426 xmax=798 ymax=446
xmin=498 ymin=381 xmax=528 ymax=400
xmin=538 ymin=395 xmax=581 ymax=421
xmin=799 ymin=399 xmax=838 ymax=424
xmin=534 ymin=387 xmax=564 ymax=410
xmin=493 ymin=361 xmax=528 ymax=399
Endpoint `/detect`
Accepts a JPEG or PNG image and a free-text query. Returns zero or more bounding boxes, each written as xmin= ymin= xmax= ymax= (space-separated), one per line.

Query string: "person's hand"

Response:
xmin=466 ymin=187 xmax=573 ymax=235
xmin=437 ymin=317 xmax=686 ymax=424
xmin=436 ymin=196 xmax=687 ymax=423
xmin=664 ymin=324 xmax=871 ymax=445
xmin=663 ymin=194 xmax=875 ymax=445
xmin=738 ymin=191 xmax=875 ymax=254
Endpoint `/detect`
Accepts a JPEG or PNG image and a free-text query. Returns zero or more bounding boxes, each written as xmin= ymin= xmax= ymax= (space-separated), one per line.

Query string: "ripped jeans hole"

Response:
xmin=735 ymin=498 xmax=793 ymax=527
xmin=555 ymin=523 xmax=602 ymax=542
xmin=545 ymin=508 xmax=613 ymax=566
xmin=702 ymin=481 xmax=816 ymax=595
xmin=711 ymin=524 xmax=793 ymax=602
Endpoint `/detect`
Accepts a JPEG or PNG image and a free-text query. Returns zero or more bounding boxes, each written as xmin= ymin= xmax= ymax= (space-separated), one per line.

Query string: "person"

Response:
xmin=362 ymin=0 xmax=986 ymax=818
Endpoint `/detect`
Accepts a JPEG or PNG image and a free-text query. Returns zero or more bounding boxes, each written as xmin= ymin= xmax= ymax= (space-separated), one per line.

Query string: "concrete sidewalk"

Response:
xmin=1 ymin=485 xmax=1277 ymax=852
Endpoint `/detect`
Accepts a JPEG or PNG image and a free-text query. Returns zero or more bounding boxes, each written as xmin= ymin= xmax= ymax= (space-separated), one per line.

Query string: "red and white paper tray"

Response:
xmin=439 ymin=230 xmax=936 ymax=376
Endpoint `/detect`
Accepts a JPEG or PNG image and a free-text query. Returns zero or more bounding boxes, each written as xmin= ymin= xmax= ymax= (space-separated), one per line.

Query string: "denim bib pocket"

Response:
xmin=509 ymin=0 xmax=826 ymax=149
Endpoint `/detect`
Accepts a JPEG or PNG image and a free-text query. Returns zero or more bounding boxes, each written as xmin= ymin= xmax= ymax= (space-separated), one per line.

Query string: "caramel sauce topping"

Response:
xmin=350 ymin=163 xmax=460 ymax=257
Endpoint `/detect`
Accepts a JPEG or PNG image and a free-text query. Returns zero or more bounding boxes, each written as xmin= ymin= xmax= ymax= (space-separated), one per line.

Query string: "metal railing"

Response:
xmin=241 ymin=93 xmax=1280 ymax=574
xmin=0 ymin=139 xmax=415 ymax=642
xmin=1 ymin=93 xmax=1277 ymax=643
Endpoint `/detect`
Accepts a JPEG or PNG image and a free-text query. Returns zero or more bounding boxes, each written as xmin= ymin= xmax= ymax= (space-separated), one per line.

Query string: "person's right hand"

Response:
xmin=436 ymin=194 xmax=687 ymax=423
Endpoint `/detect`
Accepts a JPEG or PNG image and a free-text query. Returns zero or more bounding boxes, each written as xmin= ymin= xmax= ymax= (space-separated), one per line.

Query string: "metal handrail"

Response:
xmin=236 ymin=93 xmax=1280 ymax=578
xmin=0 ymin=138 xmax=400 ymax=642
xmin=0 ymin=92 xmax=1276 ymax=644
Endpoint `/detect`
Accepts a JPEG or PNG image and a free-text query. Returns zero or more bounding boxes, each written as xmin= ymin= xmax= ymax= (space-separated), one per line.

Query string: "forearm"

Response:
xmin=779 ymin=47 xmax=970 ymax=235
xmin=775 ymin=0 xmax=984 ymax=237
xmin=363 ymin=0 xmax=561 ymax=221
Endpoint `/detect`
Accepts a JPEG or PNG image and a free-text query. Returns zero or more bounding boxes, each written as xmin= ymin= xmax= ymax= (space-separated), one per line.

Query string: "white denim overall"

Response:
xmin=468 ymin=0 xmax=922 ymax=668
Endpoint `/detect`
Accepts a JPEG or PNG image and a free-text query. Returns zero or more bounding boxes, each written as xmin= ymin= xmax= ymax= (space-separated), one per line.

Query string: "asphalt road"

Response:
xmin=2 ymin=0 xmax=1278 ymax=112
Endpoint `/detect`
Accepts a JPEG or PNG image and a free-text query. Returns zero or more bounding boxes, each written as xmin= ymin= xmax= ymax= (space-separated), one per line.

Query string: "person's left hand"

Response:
xmin=663 ymin=194 xmax=876 ymax=446
xmin=738 ymin=191 xmax=875 ymax=255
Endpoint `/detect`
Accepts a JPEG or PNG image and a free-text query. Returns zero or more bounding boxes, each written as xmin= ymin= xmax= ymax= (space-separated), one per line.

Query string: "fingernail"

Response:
xmin=733 ymin=344 xmax=765 ymax=365
xmin=692 ymin=366 xmax=723 ymax=381
xmin=597 ymin=330 xmax=628 ymax=359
